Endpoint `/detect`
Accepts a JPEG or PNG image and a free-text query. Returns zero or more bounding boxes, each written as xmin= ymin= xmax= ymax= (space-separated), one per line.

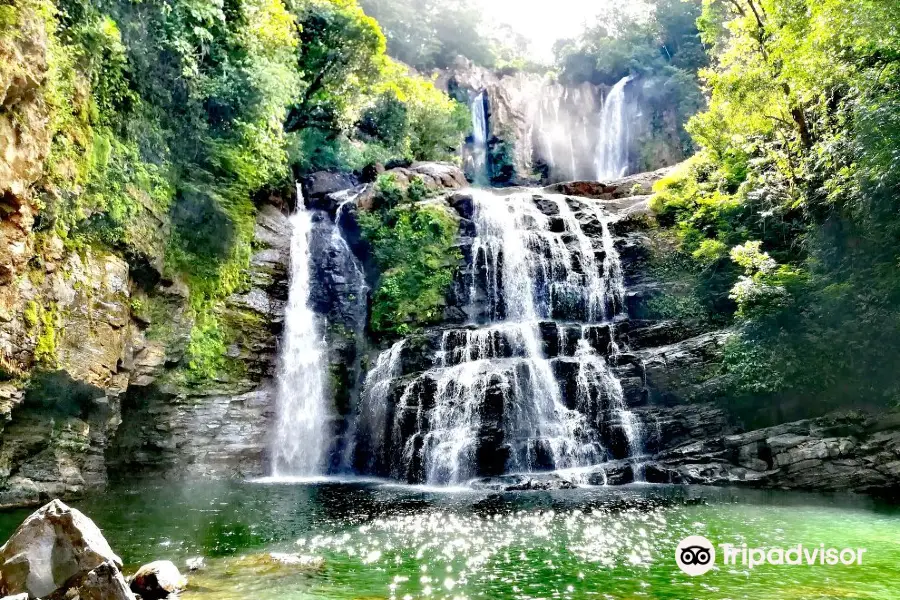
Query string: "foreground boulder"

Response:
xmin=0 ymin=500 xmax=123 ymax=598
xmin=48 ymin=562 xmax=133 ymax=600
xmin=129 ymin=560 xmax=187 ymax=599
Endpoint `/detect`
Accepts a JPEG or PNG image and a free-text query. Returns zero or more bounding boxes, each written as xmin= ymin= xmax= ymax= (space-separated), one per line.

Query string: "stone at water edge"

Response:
xmin=129 ymin=561 xmax=187 ymax=599
xmin=229 ymin=552 xmax=325 ymax=574
xmin=0 ymin=499 xmax=123 ymax=598
xmin=185 ymin=556 xmax=205 ymax=572
xmin=267 ymin=553 xmax=325 ymax=569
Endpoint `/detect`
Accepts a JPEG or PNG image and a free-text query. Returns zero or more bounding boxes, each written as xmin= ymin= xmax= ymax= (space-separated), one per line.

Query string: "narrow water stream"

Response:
xmin=271 ymin=186 xmax=331 ymax=476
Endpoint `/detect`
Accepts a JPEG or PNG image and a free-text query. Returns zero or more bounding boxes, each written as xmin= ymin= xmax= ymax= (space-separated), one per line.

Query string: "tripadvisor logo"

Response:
xmin=676 ymin=535 xmax=716 ymax=576
xmin=675 ymin=536 xmax=867 ymax=576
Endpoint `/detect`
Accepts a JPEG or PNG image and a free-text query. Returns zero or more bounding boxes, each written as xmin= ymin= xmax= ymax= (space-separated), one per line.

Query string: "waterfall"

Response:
xmin=531 ymin=84 xmax=599 ymax=182
xmin=470 ymin=92 xmax=490 ymax=185
xmin=353 ymin=340 xmax=406 ymax=473
xmin=271 ymin=185 xmax=332 ymax=477
xmin=341 ymin=180 xmax=645 ymax=485
xmin=594 ymin=76 xmax=634 ymax=180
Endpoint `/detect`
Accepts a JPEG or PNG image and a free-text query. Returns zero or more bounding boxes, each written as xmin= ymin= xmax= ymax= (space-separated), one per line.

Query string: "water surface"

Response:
xmin=1 ymin=480 xmax=897 ymax=599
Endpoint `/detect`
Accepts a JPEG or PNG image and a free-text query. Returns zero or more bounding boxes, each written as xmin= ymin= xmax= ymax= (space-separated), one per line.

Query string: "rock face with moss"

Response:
xmin=0 ymin=196 xmax=293 ymax=505
xmin=105 ymin=202 xmax=293 ymax=480
xmin=0 ymin=4 xmax=51 ymax=318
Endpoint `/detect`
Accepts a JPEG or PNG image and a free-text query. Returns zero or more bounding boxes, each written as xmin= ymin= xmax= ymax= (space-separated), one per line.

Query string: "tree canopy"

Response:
xmin=649 ymin=0 xmax=900 ymax=419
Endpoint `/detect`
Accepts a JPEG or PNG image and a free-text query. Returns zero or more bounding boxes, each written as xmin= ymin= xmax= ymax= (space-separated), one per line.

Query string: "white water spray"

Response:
xmin=271 ymin=185 xmax=332 ymax=476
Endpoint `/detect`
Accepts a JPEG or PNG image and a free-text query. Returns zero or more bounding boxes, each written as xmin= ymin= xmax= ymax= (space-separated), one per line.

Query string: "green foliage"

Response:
xmin=358 ymin=92 xmax=408 ymax=147
xmin=183 ymin=314 xmax=229 ymax=382
xmin=372 ymin=173 xmax=405 ymax=210
xmin=286 ymin=0 xmax=385 ymax=133
xmin=12 ymin=0 xmax=464 ymax=386
xmin=282 ymin=1 xmax=468 ymax=174
xmin=358 ymin=184 xmax=460 ymax=337
xmin=642 ymin=229 xmax=735 ymax=325
xmin=21 ymin=0 xmax=302 ymax=383
xmin=646 ymin=292 xmax=708 ymax=321
xmin=650 ymin=0 xmax=900 ymax=413
xmin=365 ymin=65 xmax=470 ymax=164
xmin=25 ymin=302 xmax=59 ymax=368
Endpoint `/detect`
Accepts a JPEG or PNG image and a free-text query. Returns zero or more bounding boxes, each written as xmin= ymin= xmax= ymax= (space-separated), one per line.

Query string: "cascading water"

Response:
xmin=470 ymin=92 xmax=490 ymax=185
xmin=271 ymin=185 xmax=332 ymax=477
xmin=353 ymin=187 xmax=645 ymax=485
xmin=594 ymin=76 xmax=634 ymax=180
xmin=352 ymin=339 xmax=405 ymax=473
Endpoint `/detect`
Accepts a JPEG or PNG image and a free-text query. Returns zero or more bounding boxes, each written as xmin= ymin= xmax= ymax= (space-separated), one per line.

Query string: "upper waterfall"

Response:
xmin=459 ymin=73 xmax=638 ymax=184
xmin=594 ymin=76 xmax=634 ymax=180
xmin=469 ymin=91 xmax=490 ymax=185
xmin=271 ymin=185 xmax=332 ymax=477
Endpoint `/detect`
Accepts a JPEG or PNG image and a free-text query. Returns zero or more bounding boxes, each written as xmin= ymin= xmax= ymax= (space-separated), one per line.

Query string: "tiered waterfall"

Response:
xmin=353 ymin=189 xmax=645 ymax=484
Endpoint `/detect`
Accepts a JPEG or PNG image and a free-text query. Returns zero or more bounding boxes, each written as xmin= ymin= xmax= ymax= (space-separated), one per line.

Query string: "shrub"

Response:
xmin=358 ymin=184 xmax=460 ymax=337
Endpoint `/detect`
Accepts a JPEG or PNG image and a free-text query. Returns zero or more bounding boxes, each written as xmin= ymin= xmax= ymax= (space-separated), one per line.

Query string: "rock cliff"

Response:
xmin=2 ymin=59 xmax=899 ymax=507
xmin=441 ymin=59 xmax=689 ymax=186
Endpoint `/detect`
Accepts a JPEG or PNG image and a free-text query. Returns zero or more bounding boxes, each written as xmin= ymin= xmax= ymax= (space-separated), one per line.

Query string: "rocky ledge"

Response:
xmin=639 ymin=410 xmax=900 ymax=494
xmin=469 ymin=409 xmax=900 ymax=496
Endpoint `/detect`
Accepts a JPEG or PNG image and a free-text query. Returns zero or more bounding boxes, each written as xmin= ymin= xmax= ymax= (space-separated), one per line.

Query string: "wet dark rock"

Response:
xmin=470 ymin=474 xmax=579 ymax=491
xmin=634 ymin=331 xmax=733 ymax=404
xmin=48 ymin=562 xmax=134 ymax=600
xmin=592 ymin=460 xmax=636 ymax=485
xmin=360 ymin=162 xmax=385 ymax=183
xmin=448 ymin=192 xmax=475 ymax=220
xmin=620 ymin=320 xmax=706 ymax=350
xmin=303 ymin=172 xmax=357 ymax=210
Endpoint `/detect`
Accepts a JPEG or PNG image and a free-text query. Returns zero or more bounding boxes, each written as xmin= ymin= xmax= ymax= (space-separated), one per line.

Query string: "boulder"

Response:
xmin=129 ymin=560 xmax=187 ymax=599
xmin=303 ymin=171 xmax=358 ymax=210
xmin=543 ymin=164 xmax=677 ymax=199
xmin=48 ymin=561 xmax=134 ymax=600
xmin=0 ymin=499 xmax=122 ymax=598
xmin=633 ymin=331 xmax=733 ymax=404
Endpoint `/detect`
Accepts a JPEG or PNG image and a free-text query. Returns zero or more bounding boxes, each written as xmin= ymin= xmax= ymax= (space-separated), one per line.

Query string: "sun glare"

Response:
xmin=477 ymin=0 xmax=619 ymax=62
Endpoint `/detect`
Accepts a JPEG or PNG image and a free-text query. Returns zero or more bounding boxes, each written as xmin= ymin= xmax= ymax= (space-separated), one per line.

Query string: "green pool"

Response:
xmin=1 ymin=480 xmax=897 ymax=599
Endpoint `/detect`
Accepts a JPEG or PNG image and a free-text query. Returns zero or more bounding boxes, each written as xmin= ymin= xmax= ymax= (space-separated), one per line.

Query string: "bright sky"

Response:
xmin=478 ymin=0 xmax=616 ymax=62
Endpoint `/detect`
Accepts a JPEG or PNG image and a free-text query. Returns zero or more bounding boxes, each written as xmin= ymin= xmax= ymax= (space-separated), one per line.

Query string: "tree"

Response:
xmin=651 ymin=0 xmax=900 ymax=410
xmin=285 ymin=0 xmax=386 ymax=132
xmin=357 ymin=0 xmax=498 ymax=71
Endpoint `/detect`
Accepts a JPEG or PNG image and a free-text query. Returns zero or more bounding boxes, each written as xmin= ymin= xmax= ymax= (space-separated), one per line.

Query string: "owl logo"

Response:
xmin=676 ymin=535 xmax=716 ymax=576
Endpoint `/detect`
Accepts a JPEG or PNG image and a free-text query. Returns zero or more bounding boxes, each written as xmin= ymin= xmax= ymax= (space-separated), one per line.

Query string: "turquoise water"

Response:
xmin=1 ymin=480 xmax=898 ymax=599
